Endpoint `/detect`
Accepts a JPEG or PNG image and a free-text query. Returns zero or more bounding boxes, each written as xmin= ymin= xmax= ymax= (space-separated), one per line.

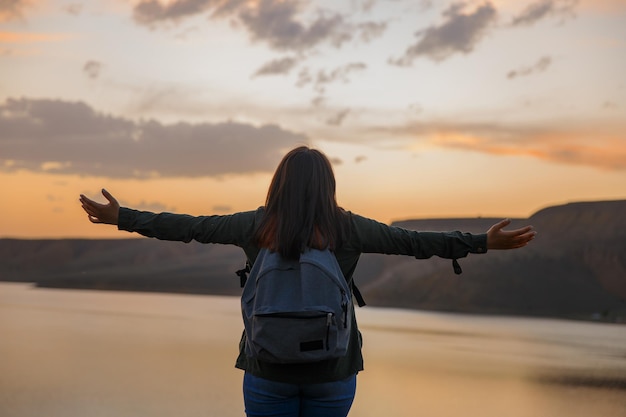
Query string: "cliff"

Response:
xmin=359 ymin=200 xmax=626 ymax=321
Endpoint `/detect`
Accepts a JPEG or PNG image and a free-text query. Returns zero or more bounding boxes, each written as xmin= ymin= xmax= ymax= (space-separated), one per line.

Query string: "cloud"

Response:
xmin=125 ymin=83 xmax=200 ymax=116
xmin=316 ymin=63 xmax=367 ymax=88
xmin=135 ymin=200 xmax=177 ymax=212
xmin=389 ymin=2 xmax=497 ymax=65
xmin=211 ymin=204 xmax=233 ymax=213
xmin=510 ymin=0 xmax=578 ymax=27
xmin=434 ymin=131 xmax=626 ymax=171
xmin=253 ymin=56 xmax=300 ymax=77
xmin=311 ymin=95 xmax=326 ymax=107
xmin=134 ymin=0 xmax=354 ymax=52
xmin=296 ymin=67 xmax=313 ymax=87
xmin=0 ymin=98 xmax=308 ymax=178
xmin=408 ymin=103 xmax=423 ymax=114
xmin=133 ymin=0 xmax=214 ymax=25
xmin=133 ymin=0 xmax=387 ymax=54
xmin=62 ymin=3 xmax=83 ymax=16
xmin=328 ymin=157 xmax=343 ymax=166
xmin=83 ymin=60 xmax=104 ymax=79
xmin=326 ymin=109 xmax=350 ymax=126
xmin=356 ymin=21 xmax=388 ymax=42
xmin=419 ymin=0 xmax=435 ymax=11
xmin=376 ymin=119 xmax=626 ymax=171
xmin=507 ymin=56 xmax=552 ymax=79
xmin=238 ymin=0 xmax=351 ymax=51
xmin=0 ymin=0 xmax=31 ymax=21
xmin=298 ymin=62 xmax=367 ymax=94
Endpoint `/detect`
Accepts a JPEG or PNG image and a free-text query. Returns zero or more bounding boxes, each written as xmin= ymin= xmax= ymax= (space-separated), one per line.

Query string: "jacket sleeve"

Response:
xmin=117 ymin=207 xmax=259 ymax=247
xmin=347 ymin=212 xmax=487 ymax=260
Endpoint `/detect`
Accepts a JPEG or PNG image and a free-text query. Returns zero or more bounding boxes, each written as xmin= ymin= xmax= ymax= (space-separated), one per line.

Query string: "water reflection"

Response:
xmin=1 ymin=283 xmax=625 ymax=417
xmin=353 ymin=307 xmax=626 ymax=417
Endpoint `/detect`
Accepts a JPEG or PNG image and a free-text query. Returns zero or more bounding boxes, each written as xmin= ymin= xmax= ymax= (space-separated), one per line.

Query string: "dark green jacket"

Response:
xmin=118 ymin=206 xmax=487 ymax=383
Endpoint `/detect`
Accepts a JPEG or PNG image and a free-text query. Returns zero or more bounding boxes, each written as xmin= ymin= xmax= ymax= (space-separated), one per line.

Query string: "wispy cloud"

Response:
xmin=62 ymin=3 xmax=83 ymax=16
xmin=386 ymin=1 xmax=579 ymax=68
xmin=356 ymin=0 xmax=377 ymax=13
xmin=326 ymin=109 xmax=350 ymax=126
xmin=135 ymin=200 xmax=177 ymax=213
xmin=211 ymin=204 xmax=233 ymax=213
xmin=510 ymin=0 xmax=578 ymax=27
xmin=297 ymin=62 xmax=367 ymax=94
xmin=237 ymin=0 xmax=351 ymax=51
xmin=433 ymin=130 xmax=625 ymax=171
xmin=253 ymin=56 xmax=300 ymax=77
xmin=0 ymin=98 xmax=307 ymax=178
xmin=507 ymin=56 xmax=552 ymax=79
xmin=389 ymin=2 xmax=497 ymax=65
xmin=83 ymin=60 xmax=104 ymax=79
xmin=133 ymin=0 xmax=340 ymax=51
xmin=132 ymin=0 xmax=386 ymax=54
xmin=133 ymin=0 xmax=213 ymax=24
xmin=377 ymin=119 xmax=626 ymax=171
xmin=356 ymin=21 xmax=388 ymax=42
xmin=602 ymin=101 xmax=619 ymax=110
xmin=0 ymin=0 xmax=31 ymax=21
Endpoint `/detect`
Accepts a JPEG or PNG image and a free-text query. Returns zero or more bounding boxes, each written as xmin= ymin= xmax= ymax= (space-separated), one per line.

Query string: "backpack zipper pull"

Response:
xmin=341 ymin=290 xmax=348 ymax=328
xmin=326 ymin=313 xmax=332 ymax=350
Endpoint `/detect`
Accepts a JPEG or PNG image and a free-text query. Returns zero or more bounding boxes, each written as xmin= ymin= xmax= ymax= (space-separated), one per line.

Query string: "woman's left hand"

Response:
xmin=79 ymin=189 xmax=120 ymax=225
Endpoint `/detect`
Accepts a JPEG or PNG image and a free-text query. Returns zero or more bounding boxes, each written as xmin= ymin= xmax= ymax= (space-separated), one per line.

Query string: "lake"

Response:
xmin=1 ymin=282 xmax=625 ymax=417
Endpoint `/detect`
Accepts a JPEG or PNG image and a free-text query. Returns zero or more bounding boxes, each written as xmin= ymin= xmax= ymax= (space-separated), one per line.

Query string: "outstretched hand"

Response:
xmin=79 ymin=189 xmax=120 ymax=225
xmin=486 ymin=219 xmax=536 ymax=250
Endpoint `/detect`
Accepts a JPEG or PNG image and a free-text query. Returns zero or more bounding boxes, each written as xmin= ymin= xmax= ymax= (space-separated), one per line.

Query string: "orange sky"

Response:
xmin=1 ymin=0 xmax=625 ymax=238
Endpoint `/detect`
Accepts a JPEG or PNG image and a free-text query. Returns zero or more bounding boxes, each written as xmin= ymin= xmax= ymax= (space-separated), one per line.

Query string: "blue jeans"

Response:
xmin=243 ymin=372 xmax=357 ymax=417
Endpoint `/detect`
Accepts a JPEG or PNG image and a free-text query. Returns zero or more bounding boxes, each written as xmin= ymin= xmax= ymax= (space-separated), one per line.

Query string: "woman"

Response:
xmin=79 ymin=146 xmax=535 ymax=417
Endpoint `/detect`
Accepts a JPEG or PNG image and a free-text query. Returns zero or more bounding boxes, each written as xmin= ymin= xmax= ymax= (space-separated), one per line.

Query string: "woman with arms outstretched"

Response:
xmin=80 ymin=146 xmax=535 ymax=417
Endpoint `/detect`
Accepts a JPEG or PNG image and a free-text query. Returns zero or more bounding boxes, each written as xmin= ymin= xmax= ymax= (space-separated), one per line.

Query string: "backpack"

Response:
xmin=240 ymin=248 xmax=353 ymax=364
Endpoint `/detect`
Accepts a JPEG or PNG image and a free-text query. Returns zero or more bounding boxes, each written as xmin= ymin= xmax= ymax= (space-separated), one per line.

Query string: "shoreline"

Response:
xmin=4 ymin=280 xmax=623 ymax=325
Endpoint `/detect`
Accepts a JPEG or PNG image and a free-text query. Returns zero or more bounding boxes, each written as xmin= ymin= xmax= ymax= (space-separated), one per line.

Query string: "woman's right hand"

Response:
xmin=486 ymin=219 xmax=535 ymax=250
xmin=79 ymin=189 xmax=120 ymax=225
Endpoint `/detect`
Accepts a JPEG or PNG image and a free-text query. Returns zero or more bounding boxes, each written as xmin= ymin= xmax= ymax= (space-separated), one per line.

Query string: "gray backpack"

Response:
xmin=241 ymin=248 xmax=353 ymax=364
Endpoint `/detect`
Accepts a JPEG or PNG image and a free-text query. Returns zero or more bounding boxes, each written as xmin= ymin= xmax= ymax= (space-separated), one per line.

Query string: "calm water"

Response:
xmin=1 ymin=282 xmax=625 ymax=417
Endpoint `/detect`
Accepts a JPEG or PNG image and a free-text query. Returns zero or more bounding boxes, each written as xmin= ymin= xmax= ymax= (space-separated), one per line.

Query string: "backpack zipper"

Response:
xmin=326 ymin=312 xmax=332 ymax=350
xmin=341 ymin=289 xmax=348 ymax=328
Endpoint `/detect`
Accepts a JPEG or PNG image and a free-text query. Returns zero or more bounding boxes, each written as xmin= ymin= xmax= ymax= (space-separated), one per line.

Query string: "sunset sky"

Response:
xmin=1 ymin=0 xmax=625 ymax=239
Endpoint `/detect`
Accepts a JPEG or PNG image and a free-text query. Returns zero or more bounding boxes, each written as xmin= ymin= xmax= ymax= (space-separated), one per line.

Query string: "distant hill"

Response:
xmin=1 ymin=200 xmax=625 ymax=322
xmin=359 ymin=200 xmax=626 ymax=322
xmin=0 ymin=238 xmax=245 ymax=295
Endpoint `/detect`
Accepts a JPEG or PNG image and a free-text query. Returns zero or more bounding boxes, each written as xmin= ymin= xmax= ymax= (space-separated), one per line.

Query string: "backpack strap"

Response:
xmin=351 ymin=280 xmax=366 ymax=307
xmin=236 ymin=254 xmax=367 ymax=307
xmin=452 ymin=259 xmax=462 ymax=275
xmin=236 ymin=261 xmax=251 ymax=288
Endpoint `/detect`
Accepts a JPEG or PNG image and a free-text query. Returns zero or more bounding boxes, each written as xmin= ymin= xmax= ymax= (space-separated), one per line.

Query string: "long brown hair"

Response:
xmin=255 ymin=146 xmax=343 ymax=259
